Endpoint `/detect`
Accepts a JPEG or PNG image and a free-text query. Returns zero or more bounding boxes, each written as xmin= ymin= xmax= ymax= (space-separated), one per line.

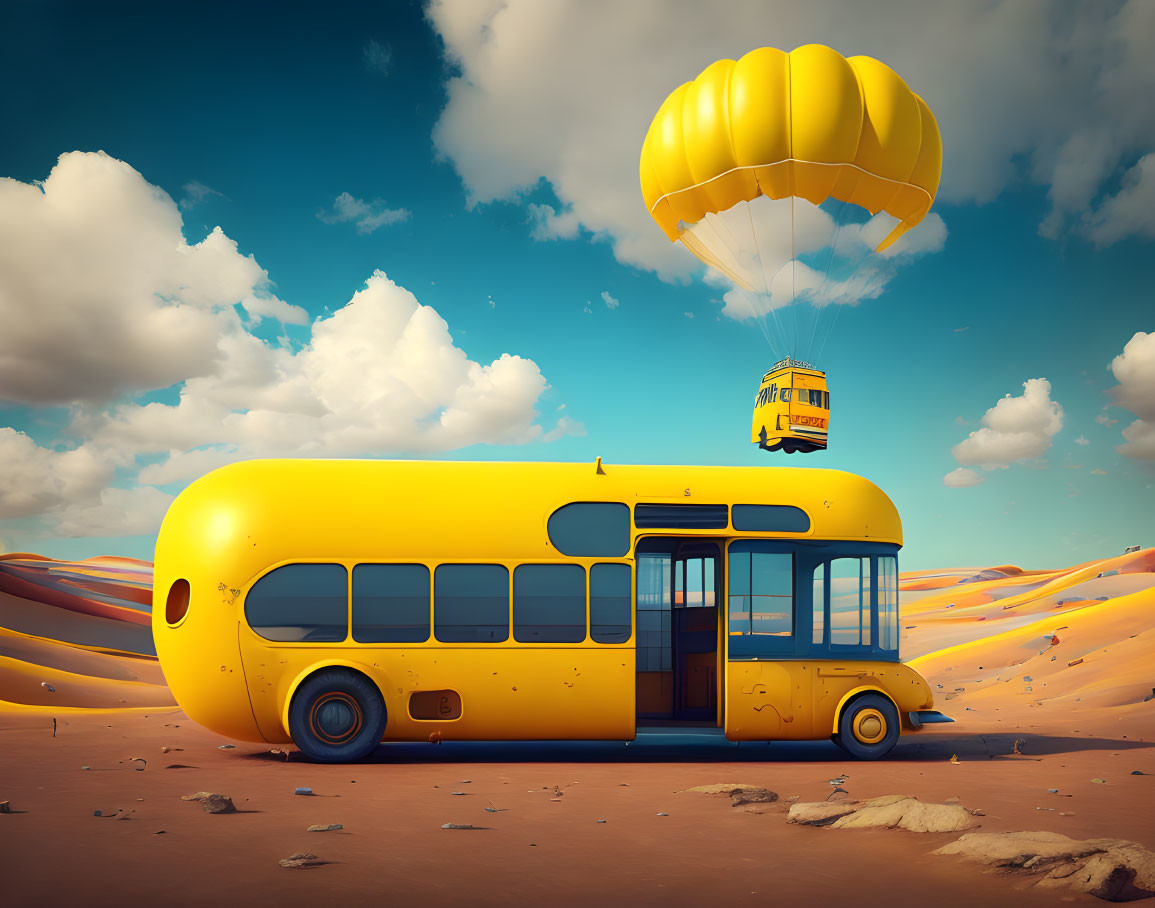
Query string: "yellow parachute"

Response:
xmin=639 ymin=44 xmax=942 ymax=291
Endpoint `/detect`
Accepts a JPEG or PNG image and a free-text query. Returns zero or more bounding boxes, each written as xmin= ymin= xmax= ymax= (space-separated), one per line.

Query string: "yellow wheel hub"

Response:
xmin=852 ymin=708 xmax=887 ymax=745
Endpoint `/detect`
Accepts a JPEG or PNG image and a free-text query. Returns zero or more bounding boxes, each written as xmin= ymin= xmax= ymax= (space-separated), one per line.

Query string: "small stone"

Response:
xmin=41 ymin=682 xmax=55 ymax=692
xmin=218 ymin=744 xmax=235 ymax=750
xmin=657 ymin=812 xmax=669 ymax=816
xmin=202 ymin=795 xmax=236 ymax=814
xmin=441 ymin=823 xmax=482 ymax=830
xmin=307 ymin=824 xmax=343 ymax=832
xmin=730 ymin=788 xmax=778 ymax=807
xmin=279 ymin=852 xmax=321 ymax=868
xmin=597 ymin=819 xmax=606 ymax=823
xmin=294 ymin=787 xmax=314 ymax=796
xmin=1091 ymin=778 xmax=1106 ymax=784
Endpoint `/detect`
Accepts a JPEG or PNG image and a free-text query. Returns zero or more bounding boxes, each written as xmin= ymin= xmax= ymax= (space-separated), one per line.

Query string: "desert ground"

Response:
xmin=1 ymin=549 xmax=1154 ymax=906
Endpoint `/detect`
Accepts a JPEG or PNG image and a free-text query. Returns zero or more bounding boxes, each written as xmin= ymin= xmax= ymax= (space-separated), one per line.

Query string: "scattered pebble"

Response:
xmin=657 ymin=812 xmax=668 ymax=816
xmin=81 ymin=766 xmax=91 ymax=771
xmin=441 ymin=823 xmax=484 ymax=830
xmin=1091 ymin=778 xmax=1106 ymax=784
xmin=279 ymin=852 xmax=321 ymax=868
xmin=41 ymin=682 xmax=55 ymax=692
xmin=218 ymin=744 xmax=236 ymax=750
xmin=294 ymin=787 xmax=314 ymax=796
xmin=597 ymin=819 xmax=606 ymax=823
xmin=0 ymin=801 xmax=11 ymax=814
xmin=1068 ymin=659 xmax=1083 ymax=667
xmin=451 ymin=792 xmax=468 ymax=796
xmin=307 ymin=824 xmax=343 ymax=832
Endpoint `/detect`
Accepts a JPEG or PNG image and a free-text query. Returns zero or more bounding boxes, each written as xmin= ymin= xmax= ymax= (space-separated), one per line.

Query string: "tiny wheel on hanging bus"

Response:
xmin=288 ymin=668 xmax=388 ymax=763
xmin=834 ymin=693 xmax=900 ymax=761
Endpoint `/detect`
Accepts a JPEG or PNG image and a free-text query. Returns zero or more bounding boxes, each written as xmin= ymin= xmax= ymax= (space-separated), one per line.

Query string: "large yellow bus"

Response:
xmin=152 ymin=459 xmax=950 ymax=763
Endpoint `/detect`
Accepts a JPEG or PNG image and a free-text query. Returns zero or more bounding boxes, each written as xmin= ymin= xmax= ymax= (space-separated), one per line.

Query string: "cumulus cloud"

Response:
xmin=943 ymin=467 xmax=984 ymax=488
xmin=1096 ymin=412 xmax=1119 ymax=427
xmin=85 ymin=271 xmax=558 ymax=483
xmin=0 ymin=151 xmax=306 ymax=405
xmin=1107 ymin=330 xmax=1155 ymax=460
xmin=316 ymin=192 xmax=411 ymax=234
xmin=601 ymin=291 xmax=620 ymax=310
xmin=0 ymin=429 xmax=112 ymax=520
xmin=1084 ymin=153 xmax=1155 ymax=246
xmin=429 ymin=0 xmax=1155 ymax=278
xmin=951 ymin=378 xmax=1064 ymax=469
xmin=52 ymin=486 xmax=174 ymax=538
xmin=1075 ymin=434 xmax=1090 ymax=446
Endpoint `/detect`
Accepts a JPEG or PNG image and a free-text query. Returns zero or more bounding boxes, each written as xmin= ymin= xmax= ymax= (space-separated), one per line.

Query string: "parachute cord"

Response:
xmin=790 ymin=194 xmax=798 ymax=358
xmin=746 ymin=200 xmax=784 ymax=358
xmin=808 ymin=199 xmax=848 ymax=364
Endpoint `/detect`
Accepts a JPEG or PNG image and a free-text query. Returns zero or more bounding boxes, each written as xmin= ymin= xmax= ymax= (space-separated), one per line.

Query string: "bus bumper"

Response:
xmin=908 ymin=710 xmax=954 ymax=730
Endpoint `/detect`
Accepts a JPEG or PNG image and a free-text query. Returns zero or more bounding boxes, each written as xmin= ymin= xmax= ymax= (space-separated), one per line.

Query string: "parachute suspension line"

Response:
xmin=745 ymin=200 xmax=785 ymax=357
xmin=807 ymin=199 xmax=849 ymax=364
xmin=790 ymin=193 xmax=798 ymax=358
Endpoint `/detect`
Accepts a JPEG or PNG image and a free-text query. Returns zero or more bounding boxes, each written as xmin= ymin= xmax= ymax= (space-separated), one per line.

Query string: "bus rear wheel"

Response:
xmin=834 ymin=694 xmax=899 ymax=761
xmin=288 ymin=669 xmax=387 ymax=763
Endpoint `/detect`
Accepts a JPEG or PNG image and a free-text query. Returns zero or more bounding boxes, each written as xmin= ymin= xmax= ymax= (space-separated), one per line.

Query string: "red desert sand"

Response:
xmin=1 ymin=550 xmax=1154 ymax=906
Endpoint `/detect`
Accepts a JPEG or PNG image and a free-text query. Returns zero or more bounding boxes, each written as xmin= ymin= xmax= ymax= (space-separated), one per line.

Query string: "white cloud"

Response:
xmin=1096 ymin=412 xmax=1119 ymax=427
xmin=1107 ymin=331 xmax=1155 ymax=460
xmin=601 ymin=291 xmax=620 ymax=310
xmin=1075 ymin=434 xmax=1090 ymax=446
xmin=317 ymin=192 xmax=410 ymax=234
xmin=943 ymin=467 xmax=984 ymax=488
xmin=90 ymin=271 xmax=557 ymax=475
xmin=951 ymin=378 xmax=1064 ymax=469
xmin=0 ymin=151 xmax=306 ymax=405
xmin=429 ymin=0 xmax=1155 ymax=279
xmin=178 ymin=180 xmax=224 ymax=210
xmin=0 ymin=429 xmax=112 ymax=520
xmin=363 ymin=40 xmax=392 ymax=76
xmin=542 ymin=416 xmax=587 ymax=443
xmin=1084 ymin=153 xmax=1155 ymax=246
xmin=52 ymin=486 xmax=174 ymax=538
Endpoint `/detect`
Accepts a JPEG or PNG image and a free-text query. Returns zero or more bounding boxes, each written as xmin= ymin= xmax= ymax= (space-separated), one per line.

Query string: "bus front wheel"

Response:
xmin=288 ymin=668 xmax=388 ymax=763
xmin=834 ymin=694 xmax=899 ymax=761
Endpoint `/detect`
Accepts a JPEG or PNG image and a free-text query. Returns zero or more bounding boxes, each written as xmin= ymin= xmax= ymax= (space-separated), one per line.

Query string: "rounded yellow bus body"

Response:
xmin=152 ymin=460 xmax=939 ymax=756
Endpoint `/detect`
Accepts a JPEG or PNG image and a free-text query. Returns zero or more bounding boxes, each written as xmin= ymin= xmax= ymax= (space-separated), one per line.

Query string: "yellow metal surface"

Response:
xmin=751 ymin=366 xmax=829 ymax=451
xmin=153 ymin=459 xmax=913 ymax=747
xmin=852 ymin=708 xmax=886 ymax=744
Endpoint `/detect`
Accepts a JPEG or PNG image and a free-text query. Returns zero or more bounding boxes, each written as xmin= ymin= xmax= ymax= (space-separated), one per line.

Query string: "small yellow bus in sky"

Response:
xmin=153 ymin=459 xmax=950 ymax=763
xmin=752 ymin=360 xmax=830 ymax=454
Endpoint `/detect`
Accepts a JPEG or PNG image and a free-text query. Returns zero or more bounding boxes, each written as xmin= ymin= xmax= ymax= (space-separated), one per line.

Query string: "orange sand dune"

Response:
xmin=0 ymin=553 xmax=152 ymax=624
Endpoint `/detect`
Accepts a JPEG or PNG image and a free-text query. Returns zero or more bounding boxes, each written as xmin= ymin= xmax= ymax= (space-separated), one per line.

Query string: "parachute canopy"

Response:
xmin=639 ymin=44 xmax=942 ymax=290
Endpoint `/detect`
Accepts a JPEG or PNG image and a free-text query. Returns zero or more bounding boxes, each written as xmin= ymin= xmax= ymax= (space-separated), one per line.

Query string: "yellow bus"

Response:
xmin=752 ymin=360 xmax=830 ymax=454
xmin=152 ymin=459 xmax=950 ymax=763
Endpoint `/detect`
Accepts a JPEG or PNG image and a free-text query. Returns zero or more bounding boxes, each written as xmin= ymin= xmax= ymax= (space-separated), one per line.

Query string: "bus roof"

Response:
xmin=156 ymin=460 xmax=901 ymax=571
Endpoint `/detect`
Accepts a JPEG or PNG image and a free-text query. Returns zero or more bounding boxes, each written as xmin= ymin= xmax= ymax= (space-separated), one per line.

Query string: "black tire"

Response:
xmin=288 ymin=669 xmax=387 ymax=763
xmin=834 ymin=693 xmax=900 ymax=761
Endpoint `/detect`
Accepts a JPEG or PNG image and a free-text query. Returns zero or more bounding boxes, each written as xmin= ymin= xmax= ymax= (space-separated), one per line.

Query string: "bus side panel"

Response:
xmin=240 ymin=642 xmax=636 ymax=743
xmin=724 ymin=661 xmax=814 ymax=741
xmin=379 ymin=647 xmax=635 ymax=742
xmin=812 ymin=662 xmax=935 ymax=734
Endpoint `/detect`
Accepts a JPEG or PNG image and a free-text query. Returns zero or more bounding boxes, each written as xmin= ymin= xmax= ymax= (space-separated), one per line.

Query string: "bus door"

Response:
xmin=635 ymin=538 xmax=721 ymax=724
xmin=723 ymin=540 xmax=813 ymax=741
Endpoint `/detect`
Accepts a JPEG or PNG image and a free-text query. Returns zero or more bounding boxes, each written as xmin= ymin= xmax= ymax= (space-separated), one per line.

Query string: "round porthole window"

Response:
xmin=166 ymin=579 xmax=191 ymax=625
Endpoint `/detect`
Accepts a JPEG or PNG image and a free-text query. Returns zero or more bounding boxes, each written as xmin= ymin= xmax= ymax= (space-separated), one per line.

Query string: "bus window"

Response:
xmin=547 ymin=502 xmax=630 ymax=557
xmin=245 ymin=563 xmax=348 ymax=643
xmin=823 ymin=390 xmax=830 ymax=409
xmin=732 ymin=504 xmax=810 ymax=532
xmin=513 ymin=564 xmax=586 ymax=643
xmin=830 ymin=558 xmax=871 ymax=646
xmin=812 ymin=563 xmax=826 ymax=645
xmin=877 ymin=556 xmax=898 ymax=651
xmin=434 ymin=564 xmax=509 ymax=643
xmin=780 ymin=389 xmax=792 ymax=403
xmin=352 ymin=564 xmax=430 ymax=643
xmin=590 ymin=563 xmax=631 ymax=644
xmin=636 ymin=552 xmax=671 ymax=672
xmin=729 ymin=548 xmax=792 ymax=637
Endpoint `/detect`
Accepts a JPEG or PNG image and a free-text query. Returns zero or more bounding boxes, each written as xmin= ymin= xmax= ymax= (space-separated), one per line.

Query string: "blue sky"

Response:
xmin=1 ymin=1 xmax=1152 ymax=569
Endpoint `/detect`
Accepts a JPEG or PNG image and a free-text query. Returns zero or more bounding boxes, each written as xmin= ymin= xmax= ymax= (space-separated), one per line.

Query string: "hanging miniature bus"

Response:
xmin=752 ymin=359 xmax=829 ymax=454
